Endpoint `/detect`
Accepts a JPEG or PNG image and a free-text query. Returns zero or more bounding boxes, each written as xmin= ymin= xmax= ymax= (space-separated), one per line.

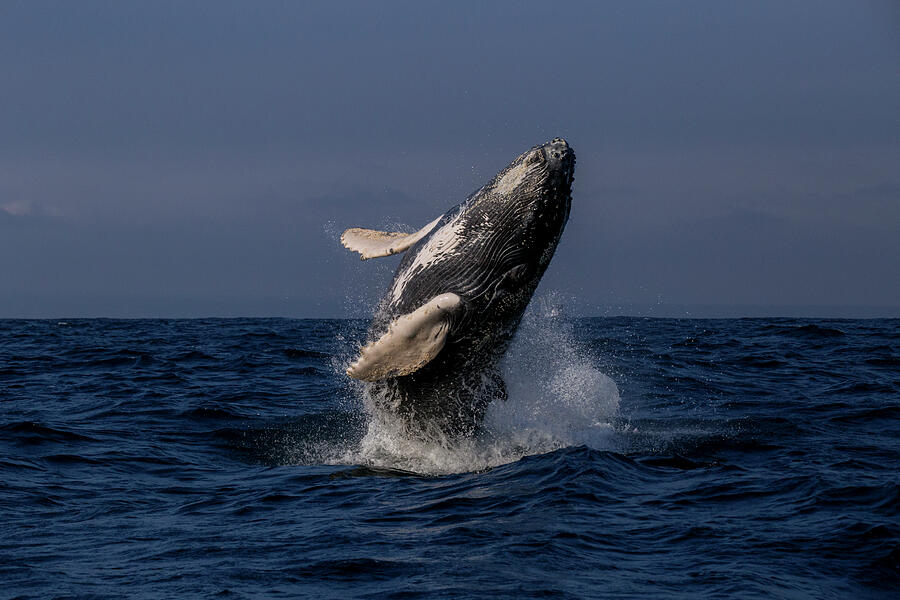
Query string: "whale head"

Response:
xmin=491 ymin=138 xmax=575 ymax=201
xmin=481 ymin=138 xmax=575 ymax=267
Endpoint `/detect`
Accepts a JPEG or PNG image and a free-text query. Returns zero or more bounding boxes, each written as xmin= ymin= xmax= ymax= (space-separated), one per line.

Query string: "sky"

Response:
xmin=2 ymin=1 xmax=899 ymax=318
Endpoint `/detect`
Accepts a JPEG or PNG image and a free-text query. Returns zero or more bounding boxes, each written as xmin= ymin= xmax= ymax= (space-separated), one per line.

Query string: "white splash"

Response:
xmin=340 ymin=294 xmax=621 ymax=475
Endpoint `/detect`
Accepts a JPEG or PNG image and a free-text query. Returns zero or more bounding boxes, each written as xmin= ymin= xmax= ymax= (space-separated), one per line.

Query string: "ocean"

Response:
xmin=1 ymin=308 xmax=898 ymax=598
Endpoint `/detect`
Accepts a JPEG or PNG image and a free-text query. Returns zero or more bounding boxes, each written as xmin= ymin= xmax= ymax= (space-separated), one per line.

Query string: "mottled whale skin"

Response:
xmin=342 ymin=139 xmax=575 ymax=437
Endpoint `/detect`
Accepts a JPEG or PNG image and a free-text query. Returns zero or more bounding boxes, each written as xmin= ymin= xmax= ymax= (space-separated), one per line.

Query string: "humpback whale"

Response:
xmin=341 ymin=138 xmax=575 ymax=437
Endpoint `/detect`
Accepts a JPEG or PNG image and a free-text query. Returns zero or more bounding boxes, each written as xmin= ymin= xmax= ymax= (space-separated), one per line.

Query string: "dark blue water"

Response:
xmin=2 ymin=312 xmax=898 ymax=598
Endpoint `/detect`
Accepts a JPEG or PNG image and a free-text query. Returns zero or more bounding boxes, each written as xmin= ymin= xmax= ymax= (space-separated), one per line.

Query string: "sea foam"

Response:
xmin=343 ymin=295 xmax=621 ymax=475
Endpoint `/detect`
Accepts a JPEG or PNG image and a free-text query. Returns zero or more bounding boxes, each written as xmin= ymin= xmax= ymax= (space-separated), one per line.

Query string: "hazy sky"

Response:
xmin=2 ymin=1 xmax=899 ymax=317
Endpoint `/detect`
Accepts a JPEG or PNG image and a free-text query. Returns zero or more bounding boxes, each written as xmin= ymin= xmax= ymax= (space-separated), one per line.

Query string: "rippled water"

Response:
xmin=2 ymin=310 xmax=898 ymax=598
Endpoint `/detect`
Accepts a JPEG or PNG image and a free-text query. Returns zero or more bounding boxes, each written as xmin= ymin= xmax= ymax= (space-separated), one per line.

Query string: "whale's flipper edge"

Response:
xmin=341 ymin=216 xmax=442 ymax=260
xmin=346 ymin=293 xmax=461 ymax=381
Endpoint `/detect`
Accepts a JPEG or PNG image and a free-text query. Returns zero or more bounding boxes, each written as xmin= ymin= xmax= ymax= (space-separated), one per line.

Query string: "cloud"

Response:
xmin=0 ymin=200 xmax=62 ymax=224
xmin=1 ymin=201 xmax=32 ymax=216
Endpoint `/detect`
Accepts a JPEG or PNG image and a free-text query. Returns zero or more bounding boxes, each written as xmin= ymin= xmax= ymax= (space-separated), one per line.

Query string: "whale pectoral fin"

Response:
xmin=347 ymin=293 xmax=461 ymax=381
xmin=340 ymin=216 xmax=442 ymax=260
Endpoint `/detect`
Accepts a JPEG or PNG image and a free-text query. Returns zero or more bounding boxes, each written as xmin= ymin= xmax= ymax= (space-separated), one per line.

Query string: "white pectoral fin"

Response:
xmin=340 ymin=216 xmax=441 ymax=260
xmin=347 ymin=293 xmax=461 ymax=381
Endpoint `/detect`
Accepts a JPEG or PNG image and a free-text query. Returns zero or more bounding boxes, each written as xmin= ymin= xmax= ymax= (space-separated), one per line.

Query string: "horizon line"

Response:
xmin=2 ymin=303 xmax=899 ymax=321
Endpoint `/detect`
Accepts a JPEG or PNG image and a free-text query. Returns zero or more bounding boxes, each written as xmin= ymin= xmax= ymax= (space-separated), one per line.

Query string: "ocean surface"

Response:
xmin=2 ymin=309 xmax=898 ymax=599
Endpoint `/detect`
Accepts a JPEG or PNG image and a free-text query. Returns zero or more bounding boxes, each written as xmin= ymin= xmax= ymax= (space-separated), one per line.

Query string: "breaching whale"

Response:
xmin=341 ymin=138 xmax=575 ymax=437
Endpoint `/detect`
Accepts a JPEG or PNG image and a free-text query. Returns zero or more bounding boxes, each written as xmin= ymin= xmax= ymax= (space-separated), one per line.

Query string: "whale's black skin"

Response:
xmin=364 ymin=139 xmax=575 ymax=437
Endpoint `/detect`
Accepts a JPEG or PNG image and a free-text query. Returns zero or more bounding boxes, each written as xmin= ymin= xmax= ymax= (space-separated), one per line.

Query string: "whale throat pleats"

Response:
xmin=341 ymin=216 xmax=442 ymax=260
xmin=346 ymin=293 xmax=461 ymax=381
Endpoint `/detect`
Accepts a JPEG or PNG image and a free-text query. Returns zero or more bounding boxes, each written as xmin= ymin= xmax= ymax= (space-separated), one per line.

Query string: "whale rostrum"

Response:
xmin=341 ymin=138 xmax=575 ymax=436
